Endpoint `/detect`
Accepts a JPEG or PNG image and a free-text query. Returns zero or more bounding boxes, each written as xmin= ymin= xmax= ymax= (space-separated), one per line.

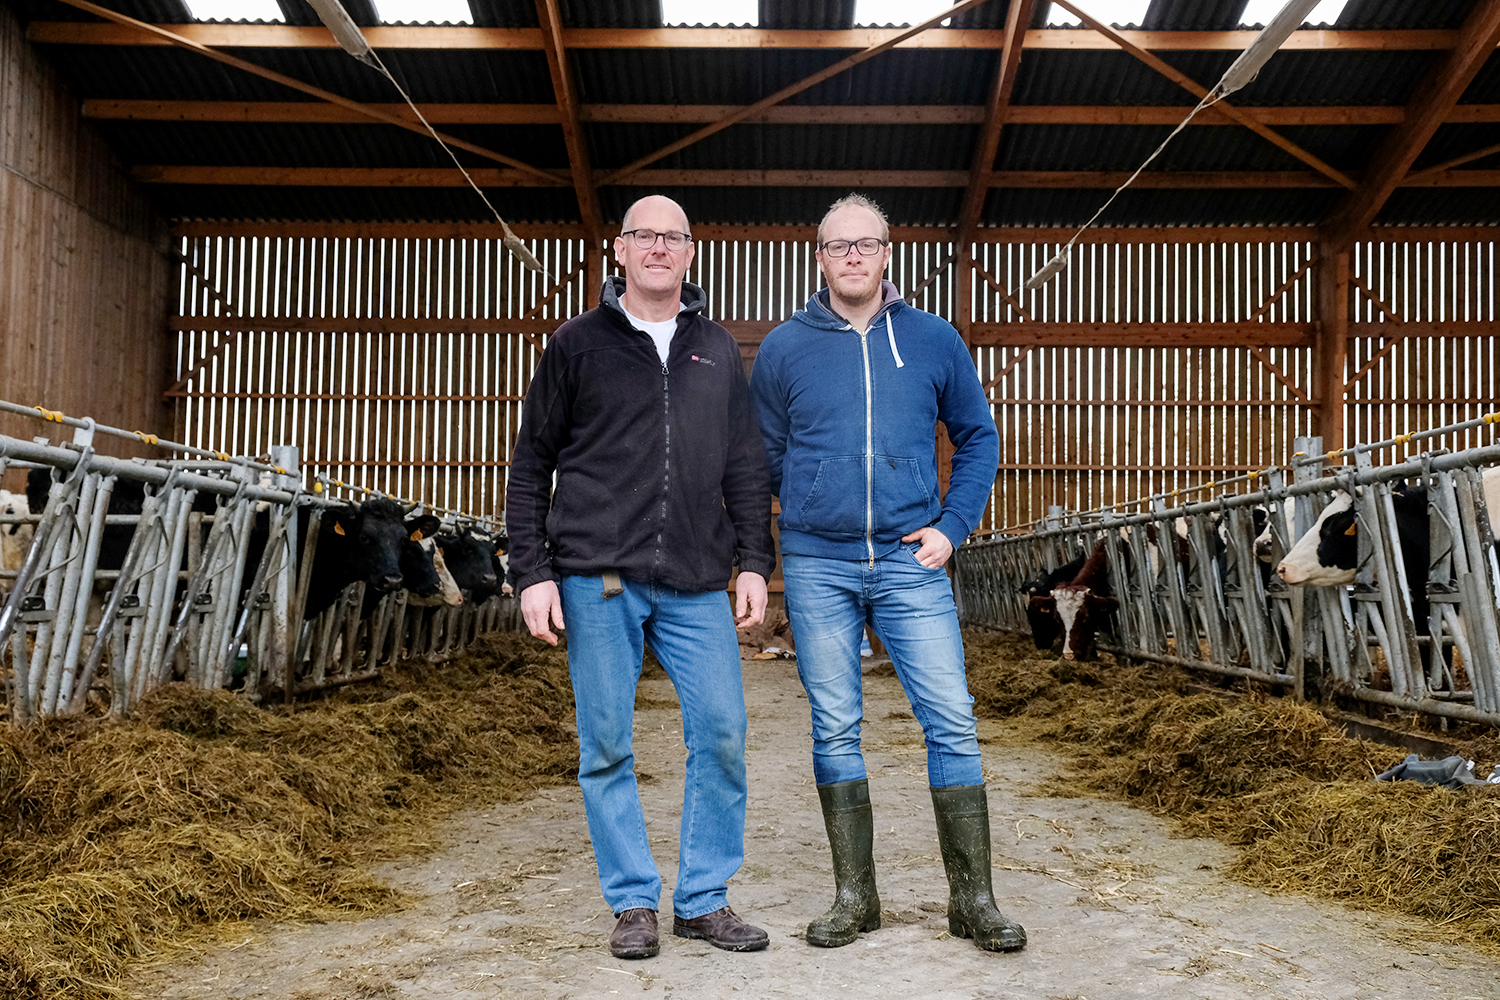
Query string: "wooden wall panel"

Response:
xmin=170 ymin=224 xmax=1500 ymax=532
xmin=0 ymin=5 xmax=170 ymax=489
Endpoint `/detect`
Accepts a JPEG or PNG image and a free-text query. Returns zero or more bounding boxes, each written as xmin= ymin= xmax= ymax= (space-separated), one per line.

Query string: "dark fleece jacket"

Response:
xmin=506 ymin=276 xmax=774 ymax=594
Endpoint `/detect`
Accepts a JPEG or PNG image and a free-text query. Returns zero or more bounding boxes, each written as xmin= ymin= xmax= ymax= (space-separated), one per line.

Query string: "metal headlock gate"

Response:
xmin=953 ymin=423 xmax=1500 ymax=728
xmin=0 ymin=402 xmax=520 ymax=727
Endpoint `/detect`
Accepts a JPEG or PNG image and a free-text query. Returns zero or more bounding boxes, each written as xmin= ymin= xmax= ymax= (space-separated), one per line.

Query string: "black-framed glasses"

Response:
xmin=818 ymin=238 xmax=888 ymax=258
xmin=621 ymin=229 xmax=693 ymax=251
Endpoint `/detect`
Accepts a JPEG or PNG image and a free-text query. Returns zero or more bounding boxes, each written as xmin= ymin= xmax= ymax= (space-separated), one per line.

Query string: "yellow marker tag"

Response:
xmin=1344 ymin=523 xmax=1357 ymax=536
xmin=410 ymin=528 xmax=424 ymax=541
xmin=335 ymin=522 xmax=346 ymax=536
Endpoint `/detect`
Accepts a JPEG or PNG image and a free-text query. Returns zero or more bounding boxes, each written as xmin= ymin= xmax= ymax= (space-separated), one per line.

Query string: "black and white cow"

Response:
xmin=436 ymin=525 xmax=502 ymax=603
xmin=0 ymin=488 xmax=33 ymax=584
xmin=402 ymin=514 xmax=463 ymax=608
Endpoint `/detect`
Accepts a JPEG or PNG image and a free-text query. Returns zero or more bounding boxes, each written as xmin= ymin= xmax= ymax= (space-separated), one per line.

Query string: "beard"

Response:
xmin=827 ymin=269 xmax=882 ymax=308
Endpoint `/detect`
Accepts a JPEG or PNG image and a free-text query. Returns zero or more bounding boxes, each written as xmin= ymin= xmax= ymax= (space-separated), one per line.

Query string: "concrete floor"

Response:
xmin=141 ymin=657 xmax=1500 ymax=1000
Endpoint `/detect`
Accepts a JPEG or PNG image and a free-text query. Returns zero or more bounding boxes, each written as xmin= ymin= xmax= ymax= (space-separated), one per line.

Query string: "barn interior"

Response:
xmin=5 ymin=1 xmax=1500 ymax=997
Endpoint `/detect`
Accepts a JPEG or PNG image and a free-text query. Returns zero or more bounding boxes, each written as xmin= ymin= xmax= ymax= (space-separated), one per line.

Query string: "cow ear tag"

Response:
xmin=410 ymin=528 xmax=424 ymax=541
xmin=335 ymin=522 xmax=346 ymax=536
xmin=1344 ymin=523 xmax=1357 ymax=536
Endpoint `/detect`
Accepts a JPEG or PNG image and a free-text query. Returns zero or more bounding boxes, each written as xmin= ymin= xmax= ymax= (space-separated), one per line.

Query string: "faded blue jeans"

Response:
xmin=560 ymin=574 xmax=749 ymax=920
xmin=782 ymin=543 xmax=983 ymax=788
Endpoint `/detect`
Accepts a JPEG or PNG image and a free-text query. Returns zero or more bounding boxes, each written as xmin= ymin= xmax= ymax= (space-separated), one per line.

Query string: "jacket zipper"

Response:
xmin=654 ymin=360 xmax=671 ymax=577
xmin=860 ymin=327 xmax=874 ymax=568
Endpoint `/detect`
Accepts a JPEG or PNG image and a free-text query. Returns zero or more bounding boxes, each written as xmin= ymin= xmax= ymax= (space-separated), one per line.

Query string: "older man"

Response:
xmin=750 ymin=194 xmax=1022 ymax=952
xmin=507 ymin=195 xmax=774 ymax=959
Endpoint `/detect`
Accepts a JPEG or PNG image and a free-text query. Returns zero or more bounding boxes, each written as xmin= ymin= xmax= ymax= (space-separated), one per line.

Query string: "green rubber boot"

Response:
xmin=930 ymin=784 xmax=1027 ymax=952
xmin=805 ymin=779 xmax=881 ymax=947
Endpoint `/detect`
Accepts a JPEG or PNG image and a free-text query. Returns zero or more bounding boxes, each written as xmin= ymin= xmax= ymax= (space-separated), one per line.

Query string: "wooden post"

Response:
xmin=1313 ymin=241 xmax=1349 ymax=451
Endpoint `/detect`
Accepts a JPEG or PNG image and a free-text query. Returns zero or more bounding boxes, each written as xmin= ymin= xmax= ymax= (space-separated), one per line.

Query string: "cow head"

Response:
xmin=349 ymin=497 xmax=409 ymax=593
xmin=436 ymin=526 xmax=501 ymax=602
xmin=1026 ymin=594 xmax=1063 ymax=650
xmin=1276 ymin=493 xmax=1356 ymax=586
xmin=1052 ymin=584 xmax=1120 ymax=661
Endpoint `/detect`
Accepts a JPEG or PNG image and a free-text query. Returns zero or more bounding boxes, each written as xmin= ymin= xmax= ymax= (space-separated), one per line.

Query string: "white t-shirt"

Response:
xmin=622 ymin=304 xmax=682 ymax=366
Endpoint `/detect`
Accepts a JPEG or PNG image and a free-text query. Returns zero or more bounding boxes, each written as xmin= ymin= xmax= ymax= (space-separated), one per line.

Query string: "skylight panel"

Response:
xmin=374 ymin=0 xmax=473 ymax=24
xmin=1042 ymin=1 xmax=1151 ymax=28
xmin=1239 ymin=0 xmax=1350 ymax=27
xmin=661 ymin=0 xmax=759 ymax=26
xmin=854 ymin=0 xmax=958 ymax=26
xmin=185 ymin=0 xmax=284 ymax=21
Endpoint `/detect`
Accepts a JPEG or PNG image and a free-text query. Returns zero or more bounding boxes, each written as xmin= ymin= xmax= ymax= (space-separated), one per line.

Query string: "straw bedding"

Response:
xmin=965 ymin=628 xmax=1500 ymax=953
xmin=0 ymin=632 xmax=577 ymax=1000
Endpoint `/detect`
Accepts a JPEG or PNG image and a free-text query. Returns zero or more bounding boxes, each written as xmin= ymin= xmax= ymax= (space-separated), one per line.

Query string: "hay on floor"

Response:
xmin=0 ymin=632 xmax=578 ymax=1000
xmin=964 ymin=627 xmax=1500 ymax=953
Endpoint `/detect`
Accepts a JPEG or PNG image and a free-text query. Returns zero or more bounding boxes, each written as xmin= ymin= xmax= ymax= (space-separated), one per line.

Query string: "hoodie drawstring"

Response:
xmin=886 ymin=313 xmax=904 ymax=369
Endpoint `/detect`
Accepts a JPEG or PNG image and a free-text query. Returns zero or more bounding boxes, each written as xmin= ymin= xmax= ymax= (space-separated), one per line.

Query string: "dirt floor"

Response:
xmin=137 ymin=657 xmax=1500 ymax=1000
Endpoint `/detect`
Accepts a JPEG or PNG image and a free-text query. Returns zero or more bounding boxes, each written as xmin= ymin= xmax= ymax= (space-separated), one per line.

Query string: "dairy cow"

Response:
xmin=436 ymin=526 xmax=502 ymax=602
xmin=1026 ymin=540 xmax=1117 ymax=661
xmin=402 ymin=514 xmax=463 ymax=608
xmin=1276 ymin=469 xmax=1500 ymax=588
xmin=0 ymin=489 xmax=33 ymax=586
xmin=1020 ymin=552 xmax=1086 ymax=651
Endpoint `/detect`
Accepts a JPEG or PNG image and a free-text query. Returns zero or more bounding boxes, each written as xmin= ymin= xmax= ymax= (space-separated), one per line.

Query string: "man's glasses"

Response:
xmin=818 ymin=238 xmax=888 ymax=258
xmin=621 ymin=229 xmax=693 ymax=251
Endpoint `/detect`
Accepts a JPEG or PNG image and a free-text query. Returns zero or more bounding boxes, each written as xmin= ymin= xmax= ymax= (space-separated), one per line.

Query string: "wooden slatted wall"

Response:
xmin=0 ymin=3 xmax=170 ymax=482
xmin=169 ymin=227 xmax=1500 ymax=530
xmin=969 ymin=237 xmax=1318 ymax=530
xmin=1347 ymin=238 xmax=1500 ymax=456
xmin=171 ymin=233 xmax=590 ymax=515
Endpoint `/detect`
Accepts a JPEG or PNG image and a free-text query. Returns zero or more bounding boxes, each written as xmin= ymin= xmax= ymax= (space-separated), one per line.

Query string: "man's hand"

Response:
xmin=901 ymin=526 xmax=954 ymax=569
xmin=734 ymin=571 xmax=768 ymax=629
xmin=521 ymin=580 xmax=566 ymax=645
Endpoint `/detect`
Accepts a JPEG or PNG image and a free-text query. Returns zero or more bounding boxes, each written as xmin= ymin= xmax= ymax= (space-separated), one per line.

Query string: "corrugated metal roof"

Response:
xmin=982 ymin=186 xmax=1339 ymax=227
xmin=153 ymin=183 xmax=584 ymax=222
xmin=759 ymin=0 xmax=855 ymax=30
xmin=9 ymin=0 xmax=1497 ymax=228
xmin=9 ymin=0 xmax=194 ymax=21
xmin=993 ymin=121 xmax=1385 ymax=172
xmin=1378 ymin=187 xmax=1500 ymax=225
xmin=590 ymin=122 xmax=974 ymax=170
xmin=96 ymin=120 xmax=569 ymax=168
xmin=41 ymin=45 xmax=557 ymax=103
xmin=601 ymin=184 xmax=963 ymax=226
xmin=573 ymin=48 xmax=997 ymax=105
xmin=1335 ymin=0 xmax=1473 ymax=30
xmin=1141 ymin=0 xmax=1243 ymax=32
xmin=1411 ymin=123 xmax=1500 ymax=171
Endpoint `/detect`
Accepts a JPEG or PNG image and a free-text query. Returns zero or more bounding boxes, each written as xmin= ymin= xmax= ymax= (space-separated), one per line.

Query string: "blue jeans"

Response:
xmin=782 ymin=545 xmax=982 ymax=788
xmin=560 ymin=574 xmax=749 ymax=919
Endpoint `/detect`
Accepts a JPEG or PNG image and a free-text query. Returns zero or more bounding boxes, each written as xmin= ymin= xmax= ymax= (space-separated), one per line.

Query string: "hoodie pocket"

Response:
xmin=873 ymin=456 xmax=937 ymax=532
xmin=796 ymin=456 xmax=866 ymax=536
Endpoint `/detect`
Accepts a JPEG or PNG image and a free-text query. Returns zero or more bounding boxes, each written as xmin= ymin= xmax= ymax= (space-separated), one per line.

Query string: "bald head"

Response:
xmin=621 ymin=195 xmax=691 ymax=236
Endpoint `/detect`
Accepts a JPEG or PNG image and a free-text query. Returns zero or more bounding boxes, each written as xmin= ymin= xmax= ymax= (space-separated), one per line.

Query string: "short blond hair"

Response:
xmin=817 ymin=194 xmax=890 ymax=244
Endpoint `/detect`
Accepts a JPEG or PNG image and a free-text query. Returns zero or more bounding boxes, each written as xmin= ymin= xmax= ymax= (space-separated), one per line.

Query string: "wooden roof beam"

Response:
xmin=49 ymin=0 xmax=564 ymax=185
xmin=1050 ymin=0 xmax=1355 ymax=190
xmin=535 ymin=0 xmax=602 ymax=241
xmin=130 ymin=165 xmax=1500 ymax=188
xmin=595 ymin=0 xmax=1001 ymax=187
xmin=1324 ymin=0 xmax=1500 ymax=248
xmin=79 ymin=100 xmax=1500 ymax=127
xmin=957 ymin=0 xmax=1036 ymax=247
xmin=26 ymin=23 xmax=1472 ymax=51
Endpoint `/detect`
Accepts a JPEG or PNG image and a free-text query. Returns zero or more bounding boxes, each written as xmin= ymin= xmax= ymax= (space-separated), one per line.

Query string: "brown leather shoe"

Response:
xmin=609 ymin=908 xmax=660 ymax=959
xmin=672 ymin=906 xmax=769 ymax=952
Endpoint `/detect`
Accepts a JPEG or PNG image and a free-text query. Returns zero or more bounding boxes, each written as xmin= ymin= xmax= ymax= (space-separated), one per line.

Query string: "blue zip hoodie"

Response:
xmin=750 ymin=280 xmax=999 ymax=562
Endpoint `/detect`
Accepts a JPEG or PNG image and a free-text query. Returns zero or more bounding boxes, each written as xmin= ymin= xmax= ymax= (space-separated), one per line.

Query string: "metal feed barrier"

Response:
xmin=954 ymin=430 xmax=1500 ymax=728
xmin=0 ymin=405 xmax=520 ymax=726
